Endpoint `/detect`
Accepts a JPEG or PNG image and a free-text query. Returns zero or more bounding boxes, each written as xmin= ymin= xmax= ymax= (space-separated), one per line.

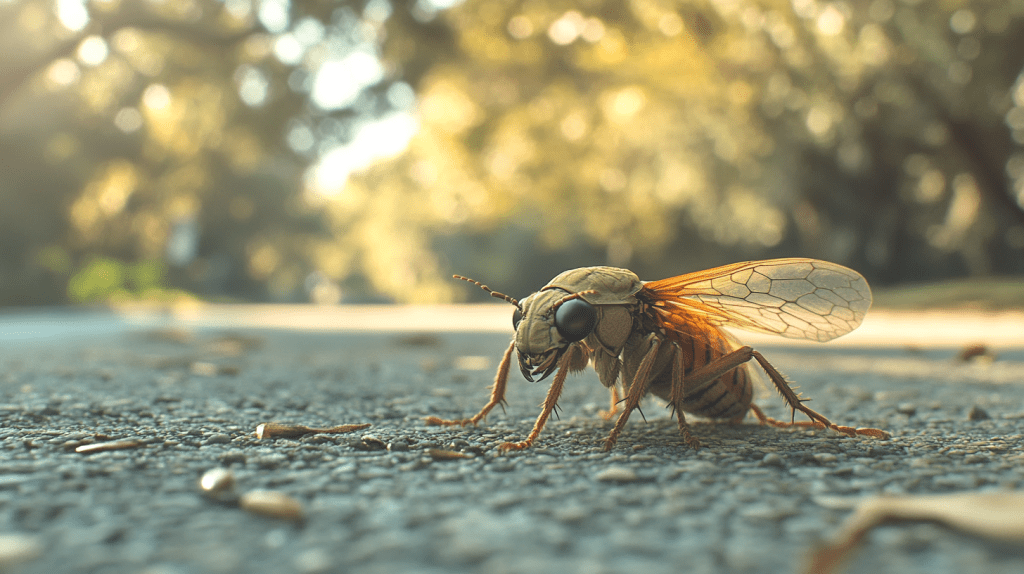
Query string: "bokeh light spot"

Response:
xmin=77 ymin=36 xmax=109 ymax=67
xmin=312 ymin=52 xmax=384 ymax=110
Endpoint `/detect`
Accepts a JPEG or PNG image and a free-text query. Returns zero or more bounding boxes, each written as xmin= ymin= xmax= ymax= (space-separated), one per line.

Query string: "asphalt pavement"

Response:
xmin=2 ymin=306 xmax=1024 ymax=574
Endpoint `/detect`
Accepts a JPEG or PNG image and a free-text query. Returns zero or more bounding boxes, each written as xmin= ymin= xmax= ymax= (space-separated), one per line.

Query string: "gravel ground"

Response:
xmin=2 ymin=310 xmax=1024 ymax=574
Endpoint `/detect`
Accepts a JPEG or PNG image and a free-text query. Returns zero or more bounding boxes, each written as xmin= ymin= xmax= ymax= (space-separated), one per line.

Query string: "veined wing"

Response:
xmin=641 ymin=258 xmax=872 ymax=342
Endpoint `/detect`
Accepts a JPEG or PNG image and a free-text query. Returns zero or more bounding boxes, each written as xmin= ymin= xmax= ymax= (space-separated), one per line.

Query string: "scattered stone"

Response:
xmin=595 ymin=466 xmax=637 ymax=482
xmin=190 ymin=362 xmax=220 ymax=377
xmin=251 ymin=453 xmax=289 ymax=470
xmin=553 ymin=504 xmax=592 ymax=524
xmin=957 ymin=344 xmax=995 ymax=363
xmin=354 ymin=435 xmax=387 ymax=451
xmin=387 ymin=439 xmax=410 ymax=452
xmin=0 ymin=534 xmax=43 ymax=567
xmin=967 ymin=406 xmax=990 ymax=421
xmin=219 ymin=451 xmax=247 ymax=465
xmin=239 ymin=490 xmax=304 ymax=521
xmin=427 ymin=448 xmax=473 ymax=460
xmin=761 ymin=453 xmax=785 ymax=468
xmin=896 ymin=403 xmax=917 ymax=416
xmin=199 ymin=468 xmax=238 ymax=503
xmin=204 ymin=433 xmax=232 ymax=445
xmin=294 ymin=547 xmax=333 ymax=573
xmin=739 ymin=502 xmax=798 ymax=521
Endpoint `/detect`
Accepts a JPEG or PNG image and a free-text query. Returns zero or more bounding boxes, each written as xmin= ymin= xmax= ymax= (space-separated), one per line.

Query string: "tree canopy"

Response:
xmin=1 ymin=0 xmax=1022 ymax=305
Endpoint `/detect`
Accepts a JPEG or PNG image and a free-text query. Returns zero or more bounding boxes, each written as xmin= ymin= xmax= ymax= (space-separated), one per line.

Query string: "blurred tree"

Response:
xmin=1 ymin=0 xmax=1022 ymax=305
xmin=361 ymin=0 xmax=1024 ymax=299
xmin=0 ymin=0 xmax=411 ymax=304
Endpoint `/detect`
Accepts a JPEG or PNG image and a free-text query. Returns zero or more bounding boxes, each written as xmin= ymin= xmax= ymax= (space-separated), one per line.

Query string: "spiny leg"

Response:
xmin=425 ymin=339 xmax=515 ymax=427
xmin=747 ymin=349 xmax=889 ymax=439
xmin=498 ymin=343 xmax=588 ymax=452
xmin=667 ymin=342 xmax=700 ymax=450
xmin=604 ymin=335 xmax=662 ymax=451
xmin=748 ymin=403 xmax=890 ymax=439
xmin=679 ymin=346 xmax=889 ymax=439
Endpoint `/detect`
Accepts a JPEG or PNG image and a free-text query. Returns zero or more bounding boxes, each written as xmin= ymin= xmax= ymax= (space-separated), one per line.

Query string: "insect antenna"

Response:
xmin=453 ymin=275 xmax=521 ymax=309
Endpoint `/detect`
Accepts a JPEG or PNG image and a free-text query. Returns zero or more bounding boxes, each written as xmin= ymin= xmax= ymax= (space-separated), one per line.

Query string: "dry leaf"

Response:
xmin=75 ymin=439 xmax=144 ymax=454
xmin=806 ymin=491 xmax=1024 ymax=574
xmin=254 ymin=422 xmax=371 ymax=439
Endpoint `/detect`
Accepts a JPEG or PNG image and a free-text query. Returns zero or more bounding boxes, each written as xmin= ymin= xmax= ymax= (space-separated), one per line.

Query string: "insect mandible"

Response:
xmin=426 ymin=258 xmax=890 ymax=452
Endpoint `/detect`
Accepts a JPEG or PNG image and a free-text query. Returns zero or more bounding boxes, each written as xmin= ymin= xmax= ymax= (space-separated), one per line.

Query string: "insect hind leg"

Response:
xmin=679 ymin=345 xmax=889 ymax=440
xmin=747 ymin=348 xmax=890 ymax=439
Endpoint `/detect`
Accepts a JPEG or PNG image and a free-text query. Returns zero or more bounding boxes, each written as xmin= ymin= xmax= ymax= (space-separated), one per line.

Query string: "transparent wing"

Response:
xmin=641 ymin=258 xmax=872 ymax=342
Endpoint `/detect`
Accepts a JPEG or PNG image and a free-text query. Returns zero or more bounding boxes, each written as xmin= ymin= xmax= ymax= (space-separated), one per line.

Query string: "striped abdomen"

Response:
xmin=645 ymin=321 xmax=755 ymax=420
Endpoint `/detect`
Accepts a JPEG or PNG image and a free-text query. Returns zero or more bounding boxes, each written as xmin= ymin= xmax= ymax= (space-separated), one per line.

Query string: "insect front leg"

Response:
xmin=604 ymin=334 xmax=662 ymax=451
xmin=425 ymin=339 xmax=515 ymax=428
xmin=498 ymin=342 xmax=589 ymax=453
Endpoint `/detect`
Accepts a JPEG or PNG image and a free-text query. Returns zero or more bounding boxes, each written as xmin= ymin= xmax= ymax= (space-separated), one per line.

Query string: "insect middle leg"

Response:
xmin=598 ymin=384 xmax=621 ymax=421
xmin=604 ymin=334 xmax=662 ymax=451
xmin=682 ymin=346 xmax=890 ymax=439
xmin=604 ymin=337 xmax=700 ymax=451
xmin=666 ymin=341 xmax=701 ymax=450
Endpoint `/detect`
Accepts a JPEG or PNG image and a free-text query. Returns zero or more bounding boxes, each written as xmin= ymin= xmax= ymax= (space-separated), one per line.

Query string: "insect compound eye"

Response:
xmin=512 ymin=307 xmax=523 ymax=330
xmin=553 ymin=298 xmax=597 ymax=343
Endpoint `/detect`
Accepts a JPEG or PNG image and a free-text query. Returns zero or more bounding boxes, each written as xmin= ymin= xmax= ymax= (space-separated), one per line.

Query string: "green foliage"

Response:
xmin=1 ymin=0 xmax=1023 ymax=306
xmin=67 ymin=257 xmax=126 ymax=303
xmin=66 ymin=257 xmax=171 ymax=303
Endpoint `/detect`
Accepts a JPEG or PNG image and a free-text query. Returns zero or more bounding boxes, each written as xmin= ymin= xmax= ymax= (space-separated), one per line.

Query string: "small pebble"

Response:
xmin=427 ymin=448 xmax=473 ymax=460
xmin=387 ymin=440 xmax=410 ymax=452
xmin=219 ymin=451 xmax=247 ymax=464
xmin=239 ymin=490 xmax=304 ymax=521
xmin=204 ymin=433 xmax=232 ymax=445
xmin=896 ymin=403 xmax=917 ymax=416
xmin=553 ymin=504 xmax=592 ymax=524
xmin=967 ymin=406 xmax=990 ymax=421
xmin=0 ymin=534 xmax=43 ymax=567
xmin=190 ymin=362 xmax=220 ymax=377
xmin=957 ymin=344 xmax=994 ymax=363
xmin=355 ymin=435 xmax=387 ymax=451
xmin=740 ymin=502 xmax=797 ymax=521
xmin=199 ymin=468 xmax=237 ymax=503
xmin=294 ymin=547 xmax=332 ymax=573
xmin=761 ymin=453 xmax=785 ymax=468
xmin=595 ymin=466 xmax=637 ymax=482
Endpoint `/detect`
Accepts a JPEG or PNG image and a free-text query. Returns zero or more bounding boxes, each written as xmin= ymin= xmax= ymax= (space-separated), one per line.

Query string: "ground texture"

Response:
xmin=1 ymin=307 xmax=1024 ymax=574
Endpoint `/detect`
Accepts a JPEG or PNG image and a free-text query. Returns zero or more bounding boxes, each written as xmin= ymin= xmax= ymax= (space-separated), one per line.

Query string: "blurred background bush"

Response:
xmin=1 ymin=0 xmax=1023 ymax=306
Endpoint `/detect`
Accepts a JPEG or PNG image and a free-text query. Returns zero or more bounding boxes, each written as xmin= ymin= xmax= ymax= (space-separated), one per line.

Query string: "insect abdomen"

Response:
xmin=674 ymin=326 xmax=754 ymax=420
